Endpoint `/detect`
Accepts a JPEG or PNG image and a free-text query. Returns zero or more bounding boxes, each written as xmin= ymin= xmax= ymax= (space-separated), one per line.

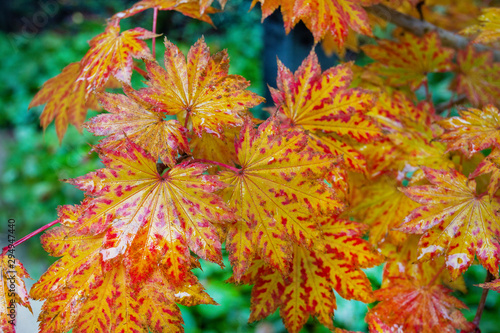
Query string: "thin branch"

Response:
xmin=435 ymin=95 xmax=468 ymax=114
xmin=423 ymin=79 xmax=431 ymax=102
xmin=365 ymin=4 xmax=500 ymax=62
xmin=191 ymin=159 xmax=241 ymax=174
xmin=152 ymin=7 xmax=158 ymax=58
xmin=471 ymin=271 xmax=495 ymax=331
xmin=133 ymin=64 xmax=148 ymax=79
xmin=2 ymin=219 xmax=59 ymax=256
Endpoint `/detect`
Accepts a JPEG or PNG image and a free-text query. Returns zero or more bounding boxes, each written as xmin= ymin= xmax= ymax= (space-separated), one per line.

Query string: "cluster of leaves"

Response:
xmin=3 ymin=0 xmax=500 ymax=332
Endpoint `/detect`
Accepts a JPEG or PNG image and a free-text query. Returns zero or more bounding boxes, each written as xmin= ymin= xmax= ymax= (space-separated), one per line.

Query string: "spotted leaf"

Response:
xmin=220 ymin=120 xmax=344 ymax=279
xmin=399 ymin=167 xmax=500 ymax=278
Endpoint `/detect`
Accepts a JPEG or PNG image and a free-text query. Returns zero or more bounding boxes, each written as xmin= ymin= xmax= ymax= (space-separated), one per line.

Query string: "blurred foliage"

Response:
xmin=0 ymin=0 xmax=499 ymax=332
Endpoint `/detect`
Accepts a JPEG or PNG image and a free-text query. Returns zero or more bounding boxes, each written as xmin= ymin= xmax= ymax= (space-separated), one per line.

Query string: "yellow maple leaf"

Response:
xmin=78 ymin=21 xmax=157 ymax=98
xmin=400 ymin=167 xmax=500 ymax=279
xmin=362 ymin=31 xmax=454 ymax=90
xmin=137 ymin=37 xmax=264 ymax=137
xmin=220 ymin=120 xmax=344 ymax=279
xmin=462 ymin=7 xmax=500 ymax=44
xmin=0 ymin=255 xmax=31 ymax=333
xmin=84 ymin=85 xmax=189 ymax=167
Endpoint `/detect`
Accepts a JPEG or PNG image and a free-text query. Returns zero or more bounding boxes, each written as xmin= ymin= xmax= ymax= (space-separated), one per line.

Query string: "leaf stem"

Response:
xmin=192 ymin=158 xmax=241 ymax=174
xmin=471 ymin=271 xmax=495 ymax=331
xmin=152 ymin=7 xmax=158 ymax=59
xmin=1 ymin=219 xmax=59 ymax=256
xmin=427 ymin=264 xmax=446 ymax=287
xmin=423 ymin=79 xmax=431 ymax=102
xmin=133 ymin=65 xmax=148 ymax=79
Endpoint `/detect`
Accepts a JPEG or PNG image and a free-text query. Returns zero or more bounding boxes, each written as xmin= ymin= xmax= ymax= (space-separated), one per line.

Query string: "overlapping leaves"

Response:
xmin=251 ymin=0 xmax=378 ymax=46
xmin=271 ymin=50 xmax=378 ymax=172
xmin=137 ymin=37 xmax=264 ymax=137
xmin=400 ymin=167 xmax=500 ymax=278
xmin=220 ymin=120 xmax=344 ymax=278
xmin=362 ymin=31 xmax=454 ymax=90
xmin=238 ymin=217 xmax=381 ymax=333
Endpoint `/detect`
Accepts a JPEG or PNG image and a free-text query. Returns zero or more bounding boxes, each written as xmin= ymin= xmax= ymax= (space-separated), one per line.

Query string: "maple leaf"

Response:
xmin=400 ymin=166 xmax=500 ymax=278
xmin=438 ymin=105 xmax=500 ymax=158
xmin=137 ymin=37 xmax=264 ymax=137
xmin=31 ymin=222 xmax=214 ymax=332
xmin=479 ymin=278 xmax=500 ymax=292
xmin=29 ymin=62 xmax=99 ymax=142
xmin=251 ymin=0 xmax=376 ymax=46
xmin=78 ymin=21 xmax=157 ymax=98
xmin=239 ymin=217 xmax=380 ymax=333
xmin=366 ymin=273 xmax=473 ymax=333
xmin=348 ymin=176 xmax=419 ymax=246
xmin=0 ymin=255 xmax=31 ymax=333
xmin=321 ymin=29 xmax=359 ymax=58
xmin=270 ymin=50 xmax=378 ymax=172
xmin=66 ymin=140 xmax=234 ymax=285
xmin=366 ymin=92 xmax=454 ymax=180
xmin=362 ymin=31 xmax=454 ymax=90
xmin=84 ymin=85 xmax=189 ymax=167
xmin=470 ymin=148 xmax=500 ymax=197
xmin=451 ymin=45 xmax=500 ymax=107
xmin=219 ymin=120 xmax=344 ymax=279
xmin=462 ymin=8 xmax=500 ymax=44
xmin=112 ymin=0 xmax=220 ymax=23
xmin=190 ymin=126 xmax=240 ymax=167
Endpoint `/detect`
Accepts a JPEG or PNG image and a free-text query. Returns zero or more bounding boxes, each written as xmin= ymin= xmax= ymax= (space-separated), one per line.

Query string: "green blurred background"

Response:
xmin=0 ymin=0 xmax=499 ymax=332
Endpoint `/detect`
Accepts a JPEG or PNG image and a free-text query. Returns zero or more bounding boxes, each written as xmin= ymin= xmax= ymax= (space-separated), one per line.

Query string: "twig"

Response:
xmin=471 ymin=271 xmax=495 ymax=331
xmin=152 ymin=7 xmax=158 ymax=58
xmin=133 ymin=64 xmax=148 ymax=79
xmin=435 ymin=95 xmax=468 ymax=114
xmin=365 ymin=4 xmax=500 ymax=62
xmin=1 ymin=219 xmax=59 ymax=256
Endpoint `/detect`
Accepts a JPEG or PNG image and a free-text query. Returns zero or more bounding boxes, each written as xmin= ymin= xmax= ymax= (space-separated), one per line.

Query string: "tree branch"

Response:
xmin=435 ymin=95 xmax=468 ymax=114
xmin=365 ymin=4 xmax=500 ymax=62
xmin=471 ymin=271 xmax=494 ymax=331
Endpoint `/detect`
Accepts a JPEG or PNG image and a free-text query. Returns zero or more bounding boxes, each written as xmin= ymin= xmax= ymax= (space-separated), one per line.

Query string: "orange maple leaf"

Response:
xmin=137 ymin=37 xmax=264 ymax=137
xmin=462 ymin=7 xmax=500 ymax=44
xmin=112 ymin=0 xmax=220 ymax=23
xmin=84 ymin=85 xmax=189 ymax=167
xmin=438 ymin=105 xmax=500 ymax=158
xmin=239 ymin=217 xmax=380 ymax=333
xmin=362 ymin=31 xmax=454 ymax=90
xmin=220 ymin=120 xmax=344 ymax=279
xmin=271 ymin=50 xmax=377 ymax=172
xmin=367 ymin=92 xmax=453 ymax=179
xmin=470 ymin=148 xmax=500 ymax=197
xmin=31 ymin=223 xmax=214 ymax=332
xmin=78 ymin=21 xmax=157 ymax=98
xmin=66 ymin=141 xmax=234 ymax=284
xmin=0 ymin=255 xmax=31 ymax=333
xmin=251 ymin=0 xmax=377 ymax=46
xmin=400 ymin=167 xmax=500 ymax=278
xmin=348 ymin=176 xmax=419 ymax=246
xmin=28 ymin=62 xmax=101 ymax=142
xmin=451 ymin=45 xmax=500 ymax=107
xmin=367 ymin=273 xmax=473 ymax=333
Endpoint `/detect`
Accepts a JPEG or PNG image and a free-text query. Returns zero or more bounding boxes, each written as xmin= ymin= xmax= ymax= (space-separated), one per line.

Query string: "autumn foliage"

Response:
xmin=3 ymin=0 xmax=500 ymax=332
